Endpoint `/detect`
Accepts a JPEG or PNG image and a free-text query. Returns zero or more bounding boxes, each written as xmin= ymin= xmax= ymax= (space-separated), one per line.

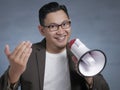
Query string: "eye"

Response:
xmin=48 ymin=24 xmax=57 ymax=29
xmin=63 ymin=22 xmax=68 ymax=26
xmin=62 ymin=21 xmax=71 ymax=28
xmin=62 ymin=23 xmax=67 ymax=27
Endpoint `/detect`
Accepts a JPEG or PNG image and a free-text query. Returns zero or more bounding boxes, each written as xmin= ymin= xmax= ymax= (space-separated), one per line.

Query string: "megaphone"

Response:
xmin=69 ymin=38 xmax=107 ymax=77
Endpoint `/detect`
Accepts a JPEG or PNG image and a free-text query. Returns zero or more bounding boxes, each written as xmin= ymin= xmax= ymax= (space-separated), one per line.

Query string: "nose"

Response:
xmin=57 ymin=26 xmax=64 ymax=34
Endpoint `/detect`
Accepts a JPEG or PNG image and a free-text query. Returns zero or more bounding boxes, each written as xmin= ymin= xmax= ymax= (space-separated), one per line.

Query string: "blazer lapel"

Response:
xmin=36 ymin=45 xmax=46 ymax=90
xmin=37 ymin=49 xmax=45 ymax=90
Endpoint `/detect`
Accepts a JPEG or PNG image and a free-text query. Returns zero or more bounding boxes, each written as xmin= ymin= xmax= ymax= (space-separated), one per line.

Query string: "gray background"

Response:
xmin=0 ymin=0 xmax=120 ymax=90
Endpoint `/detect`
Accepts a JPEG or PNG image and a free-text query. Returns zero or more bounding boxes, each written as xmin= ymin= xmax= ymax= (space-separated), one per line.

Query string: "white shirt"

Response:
xmin=43 ymin=49 xmax=71 ymax=90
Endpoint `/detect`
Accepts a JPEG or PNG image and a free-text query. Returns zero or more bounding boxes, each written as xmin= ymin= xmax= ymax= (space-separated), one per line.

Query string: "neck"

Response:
xmin=46 ymin=46 xmax=66 ymax=54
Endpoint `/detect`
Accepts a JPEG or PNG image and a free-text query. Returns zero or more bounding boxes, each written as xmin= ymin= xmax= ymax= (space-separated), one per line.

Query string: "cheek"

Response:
xmin=66 ymin=29 xmax=71 ymax=36
xmin=45 ymin=32 xmax=55 ymax=40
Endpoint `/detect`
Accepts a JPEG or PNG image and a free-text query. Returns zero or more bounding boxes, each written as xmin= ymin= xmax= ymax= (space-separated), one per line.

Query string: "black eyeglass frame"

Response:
xmin=43 ymin=20 xmax=71 ymax=31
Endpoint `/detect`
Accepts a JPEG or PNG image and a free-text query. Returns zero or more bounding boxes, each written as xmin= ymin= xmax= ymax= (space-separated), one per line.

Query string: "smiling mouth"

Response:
xmin=55 ymin=36 xmax=66 ymax=41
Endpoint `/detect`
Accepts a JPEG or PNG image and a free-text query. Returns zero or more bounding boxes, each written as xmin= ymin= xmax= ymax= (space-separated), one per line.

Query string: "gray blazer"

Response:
xmin=0 ymin=39 xmax=109 ymax=90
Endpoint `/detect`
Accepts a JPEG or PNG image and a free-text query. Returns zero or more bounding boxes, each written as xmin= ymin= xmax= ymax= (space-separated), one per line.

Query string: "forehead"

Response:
xmin=44 ymin=10 xmax=69 ymax=24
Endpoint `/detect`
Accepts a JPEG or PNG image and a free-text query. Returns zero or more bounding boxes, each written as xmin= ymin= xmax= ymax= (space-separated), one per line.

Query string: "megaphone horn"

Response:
xmin=69 ymin=38 xmax=107 ymax=77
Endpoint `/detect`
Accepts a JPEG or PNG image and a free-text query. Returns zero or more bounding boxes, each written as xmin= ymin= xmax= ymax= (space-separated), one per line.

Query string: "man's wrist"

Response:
xmin=8 ymin=67 xmax=20 ymax=83
xmin=7 ymin=79 xmax=18 ymax=90
xmin=7 ymin=70 xmax=19 ymax=90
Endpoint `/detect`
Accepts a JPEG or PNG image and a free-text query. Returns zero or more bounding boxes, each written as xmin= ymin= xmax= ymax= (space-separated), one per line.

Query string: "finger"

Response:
xmin=20 ymin=41 xmax=32 ymax=59
xmin=12 ymin=41 xmax=26 ymax=57
xmin=4 ymin=44 xmax=11 ymax=57
xmin=72 ymin=56 xmax=78 ymax=64
xmin=21 ymin=48 xmax=32 ymax=65
xmin=15 ymin=41 xmax=32 ymax=61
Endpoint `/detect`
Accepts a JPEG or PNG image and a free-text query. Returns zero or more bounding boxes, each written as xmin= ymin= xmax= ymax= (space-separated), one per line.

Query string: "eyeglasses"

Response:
xmin=43 ymin=20 xmax=71 ymax=31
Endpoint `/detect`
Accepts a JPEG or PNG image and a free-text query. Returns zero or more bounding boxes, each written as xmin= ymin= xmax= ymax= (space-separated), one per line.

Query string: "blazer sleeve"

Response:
xmin=0 ymin=68 xmax=20 ymax=90
xmin=92 ymin=74 xmax=110 ymax=90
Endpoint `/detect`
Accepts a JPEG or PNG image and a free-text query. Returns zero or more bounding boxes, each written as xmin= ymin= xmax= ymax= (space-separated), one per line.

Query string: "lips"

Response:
xmin=55 ymin=35 xmax=66 ymax=42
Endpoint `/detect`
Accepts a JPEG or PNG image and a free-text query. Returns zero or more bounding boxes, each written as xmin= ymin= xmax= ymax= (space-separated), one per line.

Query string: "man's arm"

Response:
xmin=0 ymin=68 xmax=20 ymax=90
xmin=0 ymin=41 xmax=32 ymax=90
xmin=5 ymin=41 xmax=32 ymax=84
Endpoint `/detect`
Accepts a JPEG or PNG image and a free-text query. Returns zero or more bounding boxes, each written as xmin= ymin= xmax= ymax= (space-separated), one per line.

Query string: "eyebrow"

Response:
xmin=44 ymin=19 xmax=70 ymax=26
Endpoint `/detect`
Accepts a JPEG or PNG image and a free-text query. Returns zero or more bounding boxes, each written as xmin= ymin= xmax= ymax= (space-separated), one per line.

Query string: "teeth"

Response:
xmin=57 ymin=36 xmax=65 ymax=40
xmin=59 ymin=37 xmax=64 ymax=40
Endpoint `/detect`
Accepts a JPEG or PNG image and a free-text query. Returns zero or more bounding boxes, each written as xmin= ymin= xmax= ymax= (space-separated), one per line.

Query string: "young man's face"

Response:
xmin=39 ymin=10 xmax=71 ymax=53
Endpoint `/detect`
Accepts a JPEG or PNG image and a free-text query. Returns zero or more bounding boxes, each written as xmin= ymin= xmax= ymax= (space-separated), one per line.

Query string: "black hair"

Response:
xmin=39 ymin=2 xmax=69 ymax=26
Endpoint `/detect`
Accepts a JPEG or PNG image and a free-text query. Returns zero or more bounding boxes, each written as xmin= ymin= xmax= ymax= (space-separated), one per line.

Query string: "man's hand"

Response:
xmin=4 ymin=41 xmax=32 ymax=83
xmin=85 ymin=77 xmax=93 ymax=89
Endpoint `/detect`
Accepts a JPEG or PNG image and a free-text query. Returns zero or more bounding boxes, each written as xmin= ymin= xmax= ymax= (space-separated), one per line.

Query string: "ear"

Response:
xmin=38 ymin=25 xmax=45 ymax=36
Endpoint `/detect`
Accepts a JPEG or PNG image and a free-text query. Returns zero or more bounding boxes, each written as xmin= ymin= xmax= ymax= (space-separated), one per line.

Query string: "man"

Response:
xmin=0 ymin=2 xmax=109 ymax=90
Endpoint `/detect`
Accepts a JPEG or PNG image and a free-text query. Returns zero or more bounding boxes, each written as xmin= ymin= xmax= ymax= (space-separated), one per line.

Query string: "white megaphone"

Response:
xmin=69 ymin=38 xmax=107 ymax=77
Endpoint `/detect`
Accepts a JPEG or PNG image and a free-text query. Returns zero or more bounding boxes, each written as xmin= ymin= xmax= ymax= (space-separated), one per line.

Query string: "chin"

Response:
xmin=57 ymin=46 xmax=66 ymax=51
xmin=57 ymin=43 xmax=67 ymax=49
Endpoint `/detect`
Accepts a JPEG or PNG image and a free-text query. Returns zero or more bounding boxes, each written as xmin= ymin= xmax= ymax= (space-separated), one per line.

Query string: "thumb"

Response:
xmin=4 ymin=44 xmax=11 ymax=57
xmin=72 ymin=55 xmax=78 ymax=64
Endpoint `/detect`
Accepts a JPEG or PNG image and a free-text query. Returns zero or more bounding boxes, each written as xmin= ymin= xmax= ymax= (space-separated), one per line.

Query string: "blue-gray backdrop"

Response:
xmin=0 ymin=0 xmax=120 ymax=90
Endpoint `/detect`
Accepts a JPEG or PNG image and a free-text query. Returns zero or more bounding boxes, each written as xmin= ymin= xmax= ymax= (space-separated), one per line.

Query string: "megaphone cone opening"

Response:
xmin=77 ymin=49 xmax=107 ymax=77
